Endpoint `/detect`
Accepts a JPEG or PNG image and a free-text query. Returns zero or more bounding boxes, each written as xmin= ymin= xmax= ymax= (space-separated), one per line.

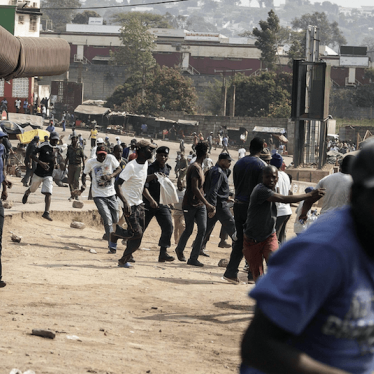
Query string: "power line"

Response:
xmin=42 ymin=0 xmax=189 ymax=10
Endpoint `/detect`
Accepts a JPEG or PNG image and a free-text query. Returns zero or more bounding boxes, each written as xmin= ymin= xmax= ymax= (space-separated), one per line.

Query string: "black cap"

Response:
xmin=157 ymin=146 xmax=169 ymax=155
xmin=219 ymin=153 xmax=233 ymax=161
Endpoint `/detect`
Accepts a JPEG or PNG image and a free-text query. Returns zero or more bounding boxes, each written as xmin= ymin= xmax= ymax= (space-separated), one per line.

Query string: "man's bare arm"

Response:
xmin=241 ymin=307 xmax=349 ymax=374
xmin=115 ymin=177 xmax=131 ymax=216
xmin=267 ymin=189 xmax=325 ymax=204
xmin=191 ymin=176 xmax=215 ymax=213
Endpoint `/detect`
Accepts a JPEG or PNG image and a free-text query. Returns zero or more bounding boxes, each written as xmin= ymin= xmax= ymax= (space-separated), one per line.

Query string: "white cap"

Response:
xmin=97 ymin=138 xmax=104 ymax=144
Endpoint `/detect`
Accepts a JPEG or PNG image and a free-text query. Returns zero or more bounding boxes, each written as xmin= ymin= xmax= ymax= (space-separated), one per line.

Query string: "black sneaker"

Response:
xmin=107 ymin=248 xmax=116 ymax=254
xmin=42 ymin=212 xmax=53 ymax=221
xmin=199 ymin=250 xmax=210 ymax=257
xmin=175 ymin=249 xmax=186 ymax=262
xmin=113 ymin=225 xmax=134 ymax=239
xmin=0 ymin=280 xmax=6 ymax=288
xmin=218 ymin=241 xmax=231 ymax=248
xmin=128 ymin=255 xmax=135 ymax=263
xmin=22 ymin=191 xmax=30 ymax=204
xmin=118 ymin=254 xmax=131 ymax=266
xmin=187 ymin=259 xmax=204 ymax=267
xmin=159 ymin=252 xmax=175 ymax=263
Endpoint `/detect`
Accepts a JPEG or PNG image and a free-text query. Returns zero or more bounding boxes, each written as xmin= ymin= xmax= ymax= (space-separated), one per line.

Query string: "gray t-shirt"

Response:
xmin=316 ymin=172 xmax=352 ymax=215
xmin=245 ymin=183 xmax=276 ymax=242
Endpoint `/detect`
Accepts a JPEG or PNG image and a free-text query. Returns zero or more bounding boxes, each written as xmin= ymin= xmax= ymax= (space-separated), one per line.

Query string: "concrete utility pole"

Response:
xmin=214 ymin=68 xmax=252 ymax=117
xmin=305 ymin=25 xmax=319 ymax=164
xmin=221 ymin=76 xmax=227 ymax=116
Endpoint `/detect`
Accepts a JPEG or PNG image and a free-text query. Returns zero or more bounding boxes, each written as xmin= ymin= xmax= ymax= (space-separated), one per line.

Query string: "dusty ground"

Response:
xmin=0 ymin=128 xmax=296 ymax=374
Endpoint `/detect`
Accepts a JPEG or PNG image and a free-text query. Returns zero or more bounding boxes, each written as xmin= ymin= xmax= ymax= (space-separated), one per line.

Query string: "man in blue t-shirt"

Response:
xmin=241 ymin=142 xmax=374 ymax=374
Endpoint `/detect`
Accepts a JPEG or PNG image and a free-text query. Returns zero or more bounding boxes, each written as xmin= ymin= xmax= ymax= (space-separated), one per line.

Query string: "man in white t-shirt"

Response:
xmin=270 ymin=153 xmax=292 ymax=244
xmin=15 ymin=99 xmax=21 ymax=113
xmin=113 ymin=139 xmax=157 ymax=267
xmin=82 ymin=145 xmax=122 ymax=253
xmin=238 ymin=147 xmax=246 ymax=159
xmin=300 ymin=155 xmax=355 ymax=221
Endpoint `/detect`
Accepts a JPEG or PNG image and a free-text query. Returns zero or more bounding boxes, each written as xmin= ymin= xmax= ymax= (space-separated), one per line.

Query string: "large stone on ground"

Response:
xmin=70 ymin=221 xmax=85 ymax=229
xmin=72 ymin=200 xmax=84 ymax=209
xmin=218 ymin=259 xmax=229 ymax=267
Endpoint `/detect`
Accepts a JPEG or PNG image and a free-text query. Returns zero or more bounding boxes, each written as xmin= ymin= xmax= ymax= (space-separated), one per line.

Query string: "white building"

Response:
xmin=0 ymin=0 xmax=42 ymax=113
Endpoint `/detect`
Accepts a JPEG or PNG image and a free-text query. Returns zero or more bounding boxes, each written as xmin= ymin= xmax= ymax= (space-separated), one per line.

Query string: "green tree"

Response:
xmin=287 ymin=30 xmax=306 ymax=67
xmin=41 ymin=0 xmax=81 ymax=32
xmin=106 ymin=67 xmax=197 ymax=115
xmin=111 ymin=17 xmax=156 ymax=75
xmin=362 ymin=36 xmax=374 ymax=52
xmin=252 ymin=10 xmax=281 ymax=71
xmin=291 ymin=12 xmax=346 ymax=48
xmin=111 ymin=11 xmax=172 ymax=28
xmin=233 ymin=71 xmax=291 ymax=117
xmin=354 ymin=85 xmax=374 ymax=107
xmin=72 ymin=10 xmax=105 ymax=24
xmin=204 ymin=79 xmax=224 ymax=115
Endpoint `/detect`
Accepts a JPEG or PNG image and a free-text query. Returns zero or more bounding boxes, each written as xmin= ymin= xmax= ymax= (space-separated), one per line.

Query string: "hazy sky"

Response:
xmin=245 ymin=0 xmax=374 ymax=7
xmin=274 ymin=0 xmax=374 ymax=8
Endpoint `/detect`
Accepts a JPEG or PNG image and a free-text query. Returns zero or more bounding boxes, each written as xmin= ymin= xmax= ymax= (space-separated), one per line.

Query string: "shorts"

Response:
xmin=243 ymin=233 xmax=278 ymax=281
xmin=29 ymin=175 xmax=53 ymax=195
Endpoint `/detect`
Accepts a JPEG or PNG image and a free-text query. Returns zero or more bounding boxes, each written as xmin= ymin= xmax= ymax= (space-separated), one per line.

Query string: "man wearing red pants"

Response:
xmin=243 ymin=165 xmax=324 ymax=282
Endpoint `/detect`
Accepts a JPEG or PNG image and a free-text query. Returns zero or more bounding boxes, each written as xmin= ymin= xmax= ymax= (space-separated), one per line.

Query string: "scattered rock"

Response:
xmin=9 ymin=369 xmax=22 ymax=374
xmin=89 ymin=249 xmax=97 ymax=254
xmin=23 ymin=371 xmax=36 ymax=374
xmin=31 ymin=329 xmax=56 ymax=339
xmin=3 ymin=201 xmax=13 ymax=209
xmin=151 ymin=307 xmax=158 ymax=310
xmin=70 ymin=221 xmax=85 ymax=229
xmin=218 ymin=259 xmax=229 ymax=268
xmin=72 ymin=200 xmax=84 ymax=209
xmin=11 ymin=233 xmax=22 ymax=243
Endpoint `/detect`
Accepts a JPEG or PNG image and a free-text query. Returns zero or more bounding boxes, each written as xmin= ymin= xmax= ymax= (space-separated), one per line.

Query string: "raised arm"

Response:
xmin=267 ymin=189 xmax=325 ymax=204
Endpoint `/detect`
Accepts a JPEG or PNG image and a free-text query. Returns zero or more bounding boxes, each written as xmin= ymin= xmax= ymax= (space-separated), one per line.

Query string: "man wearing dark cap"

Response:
xmin=130 ymin=146 xmax=174 ymax=262
xmin=22 ymin=132 xmax=60 ymax=221
xmin=240 ymin=142 xmax=374 ymax=374
xmin=259 ymin=148 xmax=272 ymax=165
xmin=201 ymin=153 xmax=236 ymax=256
xmin=113 ymin=140 xmax=157 ymax=267
xmin=82 ymin=145 xmax=122 ymax=253
xmin=21 ymin=135 xmax=39 ymax=187
xmin=0 ymin=131 xmax=12 ymax=288
xmin=65 ymin=132 xmax=85 ymax=201
xmin=122 ymin=139 xmax=136 ymax=160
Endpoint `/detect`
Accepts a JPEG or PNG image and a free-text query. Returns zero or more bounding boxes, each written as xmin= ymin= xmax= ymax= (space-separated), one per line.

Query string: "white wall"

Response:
xmin=14 ymin=13 xmax=40 ymax=37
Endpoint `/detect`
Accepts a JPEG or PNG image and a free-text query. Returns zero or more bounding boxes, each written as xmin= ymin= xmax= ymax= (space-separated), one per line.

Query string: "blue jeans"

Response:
xmin=93 ymin=196 xmax=118 ymax=249
xmin=176 ymin=205 xmax=207 ymax=261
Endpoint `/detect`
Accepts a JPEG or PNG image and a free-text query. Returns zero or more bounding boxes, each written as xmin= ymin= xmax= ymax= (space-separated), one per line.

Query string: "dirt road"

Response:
xmin=1 ymin=127 xmax=294 ymax=374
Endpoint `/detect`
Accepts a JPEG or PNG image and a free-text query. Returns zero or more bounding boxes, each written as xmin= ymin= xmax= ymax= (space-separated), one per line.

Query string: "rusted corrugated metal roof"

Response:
xmin=74 ymin=105 xmax=110 ymax=115
xmin=253 ymin=126 xmax=285 ymax=134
